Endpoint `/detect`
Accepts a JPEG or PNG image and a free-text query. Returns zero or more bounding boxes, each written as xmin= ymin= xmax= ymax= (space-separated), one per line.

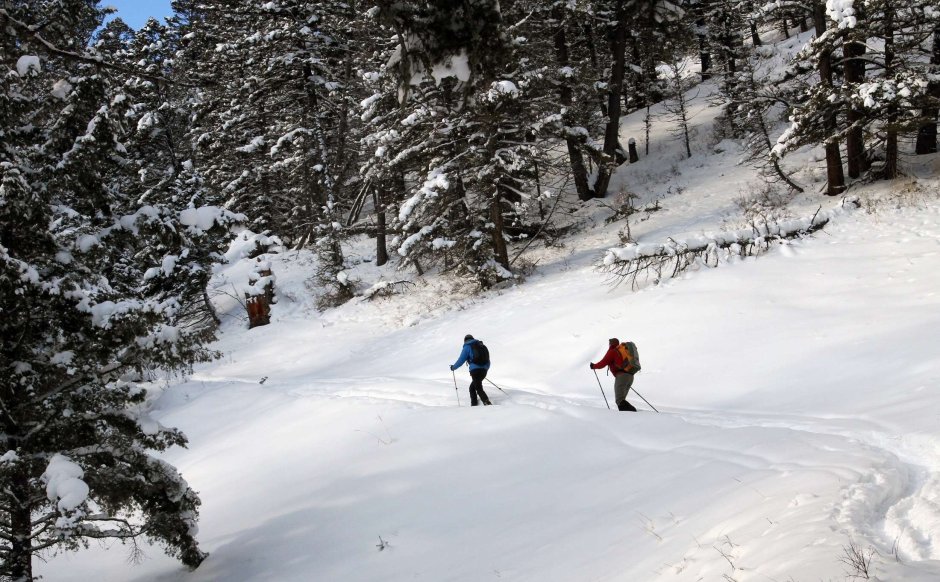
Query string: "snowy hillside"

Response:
xmin=34 ymin=33 xmax=940 ymax=582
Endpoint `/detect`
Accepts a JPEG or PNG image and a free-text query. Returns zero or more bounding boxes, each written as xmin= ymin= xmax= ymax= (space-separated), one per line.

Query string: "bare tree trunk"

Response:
xmin=695 ymin=7 xmax=711 ymax=81
xmin=490 ymin=187 xmax=510 ymax=270
xmin=301 ymin=62 xmax=325 ymax=242
xmin=844 ymin=6 xmax=869 ymax=178
xmin=592 ymin=0 xmax=629 ymax=198
xmin=814 ymin=4 xmax=846 ymax=195
xmin=8 ymin=459 xmax=33 ymax=581
xmin=883 ymin=7 xmax=899 ymax=179
xmin=203 ymin=290 xmax=221 ymax=326
xmin=581 ymin=22 xmax=607 ymax=118
xmin=332 ymin=1 xmax=357 ymax=190
xmin=2 ymin=384 xmax=32 ymax=580
xmin=754 ymin=103 xmax=805 ymax=192
xmin=627 ymin=35 xmax=642 ymax=111
xmin=583 ymin=23 xmax=599 ymax=70
xmin=158 ymin=84 xmax=184 ymax=177
xmin=552 ymin=5 xmax=594 ymax=201
xmin=916 ymin=27 xmax=940 ymax=155
xmin=373 ymin=189 xmax=388 ymax=266
xmin=720 ymin=18 xmax=737 ymax=76
xmin=666 ymin=59 xmax=694 ymax=158
xmin=750 ymin=18 xmax=761 ymax=47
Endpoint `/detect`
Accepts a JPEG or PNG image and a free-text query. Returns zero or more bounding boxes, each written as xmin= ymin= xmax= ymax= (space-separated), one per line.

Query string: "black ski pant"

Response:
xmin=469 ymin=368 xmax=491 ymax=406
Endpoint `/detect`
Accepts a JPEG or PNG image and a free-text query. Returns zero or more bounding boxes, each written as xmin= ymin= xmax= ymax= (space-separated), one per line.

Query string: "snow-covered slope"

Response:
xmin=38 ymin=44 xmax=940 ymax=582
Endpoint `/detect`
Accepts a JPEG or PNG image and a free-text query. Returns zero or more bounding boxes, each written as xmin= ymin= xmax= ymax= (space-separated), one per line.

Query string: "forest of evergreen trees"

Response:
xmin=1 ymin=0 xmax=938 ymax=578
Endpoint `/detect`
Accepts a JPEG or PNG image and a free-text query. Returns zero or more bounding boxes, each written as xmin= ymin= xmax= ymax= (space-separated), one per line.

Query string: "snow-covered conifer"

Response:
xmin=774 ymin=0 xmax=940 ymax=185
xmin=369 ymin=0 xmax=555 ymax=287
xmin=0 ymin=4 xmax=242 ymax=578
xmin=181 ymin=0 xmax=360 ymax=305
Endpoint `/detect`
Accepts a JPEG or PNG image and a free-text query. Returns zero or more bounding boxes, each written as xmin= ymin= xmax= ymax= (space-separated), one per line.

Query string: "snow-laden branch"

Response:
xmin=0 ymin=9 xmax=210 ymax=88
xmin=599 ymin=198 xmax=860 ymax=290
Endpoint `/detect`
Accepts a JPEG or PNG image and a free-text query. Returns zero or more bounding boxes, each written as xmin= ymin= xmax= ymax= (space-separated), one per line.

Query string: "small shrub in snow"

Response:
xmin=359 ymin=280 xmax=416 ymax=301
xmin=840 ymin=542 xmax=875 ymax=580
xmin=731 ymin=183 xmax=795 ymax=226
xmin=603 ymin=190 xmax=642 ymax=225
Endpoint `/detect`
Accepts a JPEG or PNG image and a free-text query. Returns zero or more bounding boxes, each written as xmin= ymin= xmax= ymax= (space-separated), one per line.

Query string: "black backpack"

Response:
xmin=469 ymin=340 xmax=490 ymax=366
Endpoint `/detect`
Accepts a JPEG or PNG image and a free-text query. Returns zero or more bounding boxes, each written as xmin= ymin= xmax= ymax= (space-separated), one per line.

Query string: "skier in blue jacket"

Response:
xmin=450 ymin=334 xmax=492 ymax=406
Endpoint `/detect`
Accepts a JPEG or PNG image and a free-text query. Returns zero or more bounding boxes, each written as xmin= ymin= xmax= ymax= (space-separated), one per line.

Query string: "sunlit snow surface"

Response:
xmin=38 ymin=38 xmax=940 ymax=582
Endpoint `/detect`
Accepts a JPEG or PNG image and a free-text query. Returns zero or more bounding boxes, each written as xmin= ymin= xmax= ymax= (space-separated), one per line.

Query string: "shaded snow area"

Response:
xmin=39 ymin=43 xmax=940 ymax=582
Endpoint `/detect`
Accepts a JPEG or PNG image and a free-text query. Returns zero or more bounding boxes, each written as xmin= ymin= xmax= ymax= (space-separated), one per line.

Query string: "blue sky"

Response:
xmin=104 ymin=0 xmax=174 ymax=29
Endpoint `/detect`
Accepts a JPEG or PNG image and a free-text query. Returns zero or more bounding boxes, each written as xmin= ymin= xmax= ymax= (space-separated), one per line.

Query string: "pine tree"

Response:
xmin=700 ymin=0 xmax=758 ymax=137
xmin=1 ymin=3 xmax=241 ymax=578
xmin=113 ymin=17 xmax=228 ymax=327
xmin=369 ymin=0 xmax=555 ymax=287
xmin=830 ymin=0 xmax=940 ymax=178
xmin=549 ymin=0 xmax=596 ymax=201
xmin=774 ymin=0 xmax=939 ymax=185
xmin=181 ymin=0 xmax=360 ymax=305
xmin=771 ymin=3 xmax=846 ymax=195
xmin=180 ymin=1 xmax=290 ymax=235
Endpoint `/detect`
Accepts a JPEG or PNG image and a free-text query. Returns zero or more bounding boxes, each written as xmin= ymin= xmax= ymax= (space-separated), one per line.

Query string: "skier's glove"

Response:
xmin=449 ymin=365 xmax=455 ymax=371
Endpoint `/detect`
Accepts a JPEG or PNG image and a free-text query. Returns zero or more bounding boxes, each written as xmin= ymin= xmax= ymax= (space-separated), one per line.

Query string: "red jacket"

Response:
xmin=592 ymin=346 xmax=625 ymax=376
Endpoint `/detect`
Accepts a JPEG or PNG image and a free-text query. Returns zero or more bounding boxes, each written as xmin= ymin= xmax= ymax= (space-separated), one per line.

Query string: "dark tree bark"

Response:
xmin=300 ymin=62 xmax=326 ymax=247
xmin=203 ymin=290 xmax=221 ymax=326
xmin=628 ymin=35 xmax=642 ymax=111
xmin=883 ymin=6 xmax=899 ymax=179
xmin=915 ymin=27 xmax=940 ymax=155
xmin=7 ymin=447 xmax=33 ymax=581
xmin=582 ymin=23 xmax=599 ymax=70
xmin=844 ymin=5 xmax=869 ymax=177
xmin=552 ymin=5 xmax=594 ymax=201
xmin=581 ymin=22 xmax=607 ymax=118
xmin=373 ymin=189 xmax=388 ymax=266
xmin=719 ymin=16 xmax=738 ymax=76
xmin=592 ymin=0 xmax=629 ymax=198
xmin=814 ymin=3 xmax=846 ymax=195
xmin=490 ymin=188 xmax=510 ymax=270
xmin=697 ymin=16 xmax=712 ymax=80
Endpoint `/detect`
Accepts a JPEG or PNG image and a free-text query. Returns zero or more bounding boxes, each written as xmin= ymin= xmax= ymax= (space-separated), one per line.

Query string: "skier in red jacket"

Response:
xmin=590 ymin=338 xmax=637 ymax=412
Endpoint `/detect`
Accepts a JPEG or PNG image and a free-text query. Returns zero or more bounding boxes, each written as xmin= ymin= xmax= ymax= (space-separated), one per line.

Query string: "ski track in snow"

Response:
xmin=671 ymin=408 xmax=940 ymax=563
xmin=285 ymin=372 xmax=940 ymax=569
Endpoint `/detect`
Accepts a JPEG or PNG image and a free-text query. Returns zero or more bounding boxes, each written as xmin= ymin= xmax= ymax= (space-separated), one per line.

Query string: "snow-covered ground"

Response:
xmin=38 ymin=35 xmax=940 ymax=582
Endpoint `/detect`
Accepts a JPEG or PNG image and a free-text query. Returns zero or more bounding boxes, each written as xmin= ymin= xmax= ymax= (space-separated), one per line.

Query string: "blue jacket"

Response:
xmin=452 ymin=339 xmax=490 ymax=371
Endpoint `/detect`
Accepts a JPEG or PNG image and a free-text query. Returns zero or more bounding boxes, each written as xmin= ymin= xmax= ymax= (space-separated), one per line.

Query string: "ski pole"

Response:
xmin=484 ymin=378 xmax=508 ymax=395
xmin=451 ymin=369 xmax=460 ymax=407
xmin=592 ymin=369 xmax=610 ymax=410
xmin=631 ymin=388 xmax=659 ymax=413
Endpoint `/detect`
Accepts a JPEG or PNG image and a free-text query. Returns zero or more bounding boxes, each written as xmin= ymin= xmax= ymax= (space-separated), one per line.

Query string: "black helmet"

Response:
xmin=464 ymin=334 xmax=474 ymax=341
